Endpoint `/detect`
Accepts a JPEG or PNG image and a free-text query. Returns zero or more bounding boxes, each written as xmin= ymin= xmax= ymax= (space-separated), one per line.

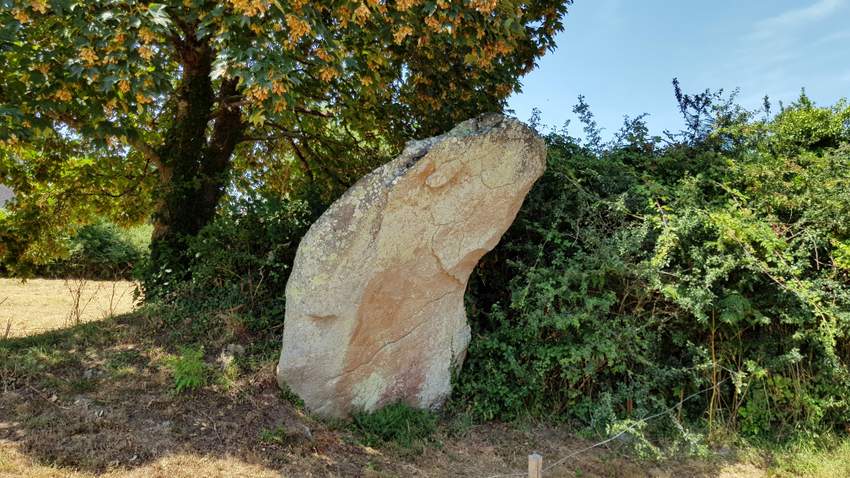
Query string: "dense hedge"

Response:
xmin=457 ymin=93 xmax=850 ymax=440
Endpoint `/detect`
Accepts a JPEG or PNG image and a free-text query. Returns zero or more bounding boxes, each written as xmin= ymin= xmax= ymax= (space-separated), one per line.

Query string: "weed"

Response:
xmin=351 ymin=403 xmax=438 ymax=451
xmin=106 ymin=349 xmax=144 ymax=379
xmin=64 ymin=277 xmax=100 ymax=326
xmin=259 ymin=426 xmax=288 ymax=445
xmin=446 ymin=411 xmax=475 ymax=438
xmin=164 ymin=346 xmax=208 ymax=394
xmin=278 ymin=383 xmax=305 ymax=409
xmin=215 ymin=356 xmax=240 ymax=391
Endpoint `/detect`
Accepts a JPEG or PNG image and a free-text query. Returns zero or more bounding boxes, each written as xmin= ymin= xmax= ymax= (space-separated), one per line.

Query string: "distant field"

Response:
xmin=0 ymin=278 xmax=138 ymax=338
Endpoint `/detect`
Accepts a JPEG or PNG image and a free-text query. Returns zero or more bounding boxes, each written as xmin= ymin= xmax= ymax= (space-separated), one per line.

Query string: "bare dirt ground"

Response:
xmin=0 ymin=280 xmax=846 ymax=477
xmin=0 ymin=278 xmax=137 ymax=338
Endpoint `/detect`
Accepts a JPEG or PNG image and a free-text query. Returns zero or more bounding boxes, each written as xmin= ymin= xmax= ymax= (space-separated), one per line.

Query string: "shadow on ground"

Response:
xmin=0 ymin=315 xmax=760 ymax=477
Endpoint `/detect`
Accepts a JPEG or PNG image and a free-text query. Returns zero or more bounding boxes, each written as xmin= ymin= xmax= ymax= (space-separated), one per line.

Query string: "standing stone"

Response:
xmin=277 ymin=114 xmax=546 ymax=418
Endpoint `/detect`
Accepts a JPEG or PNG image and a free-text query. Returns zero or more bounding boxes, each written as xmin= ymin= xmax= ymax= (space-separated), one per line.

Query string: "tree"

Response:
xmin=0 ymin=0 xmax=570 ymax=283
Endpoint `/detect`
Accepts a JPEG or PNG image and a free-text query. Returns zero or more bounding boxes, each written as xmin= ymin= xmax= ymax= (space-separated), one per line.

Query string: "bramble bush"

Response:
xmin=456 ymin=89 xmax=850 ymax=441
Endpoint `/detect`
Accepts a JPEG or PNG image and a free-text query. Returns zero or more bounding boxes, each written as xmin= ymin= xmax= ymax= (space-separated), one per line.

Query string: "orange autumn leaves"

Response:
xmin=227 ymin=0 xmax=270 ymax=17
xmin=284 ymin=14 xmax=311 ymax=42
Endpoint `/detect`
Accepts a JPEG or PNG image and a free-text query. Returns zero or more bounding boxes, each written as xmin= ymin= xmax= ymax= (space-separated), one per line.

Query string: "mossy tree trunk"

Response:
xmin=147 ymin=35 xmax=244 ymax=289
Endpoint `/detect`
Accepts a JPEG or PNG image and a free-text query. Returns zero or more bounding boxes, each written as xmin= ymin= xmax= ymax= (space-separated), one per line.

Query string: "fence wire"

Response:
xmin=484 ymin=377 xmax=731 ymax=478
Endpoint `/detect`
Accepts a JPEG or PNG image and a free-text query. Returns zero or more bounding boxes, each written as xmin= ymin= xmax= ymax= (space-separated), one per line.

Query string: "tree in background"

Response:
xmin=0 ymin=0 xmax=570 ymax=285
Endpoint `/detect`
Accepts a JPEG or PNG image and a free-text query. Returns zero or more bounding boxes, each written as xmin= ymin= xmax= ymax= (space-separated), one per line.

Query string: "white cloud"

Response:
xmin=813 ymin=29 xmax=850 ymax=46
xmin=728 ymin=0 xmax=849 ymax=100
xmin=749 ymin=0 xmax=847 ymax=40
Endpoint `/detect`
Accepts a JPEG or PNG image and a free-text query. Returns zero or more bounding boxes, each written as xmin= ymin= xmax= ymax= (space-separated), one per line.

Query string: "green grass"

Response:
xmin=259 ymin=426 xmax=289 ymax=445
xmin=767 ymin=437 xmax=850 ymax=477
xmin=351 ymin=403 xmax=438 ymax=452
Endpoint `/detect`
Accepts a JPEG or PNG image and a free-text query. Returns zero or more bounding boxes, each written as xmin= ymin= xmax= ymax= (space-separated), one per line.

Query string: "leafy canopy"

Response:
xmin=0 ymin=0 xmax=568 ymax=146
xmin=0 ymin=0 xmax=570 ymax=273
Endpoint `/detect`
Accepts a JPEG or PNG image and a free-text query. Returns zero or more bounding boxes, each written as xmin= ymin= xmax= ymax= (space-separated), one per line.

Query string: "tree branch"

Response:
xmin=50 ymin=112 xmax=164 ymax=172
xmin=289 ymin=138 xmax=315 ymax=181
xmin=124 ymin=132 xmax=164 ymax=170
xmin=294 ymin=106 xmax=332 ymax=118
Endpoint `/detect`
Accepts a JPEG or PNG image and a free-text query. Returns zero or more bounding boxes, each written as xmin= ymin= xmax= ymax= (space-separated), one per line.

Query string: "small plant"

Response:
xmin=215 ymin=355 xmax=240 ymax=392
xmin=165 ymin=346 xmax=208 ymax=394
xmin=351 ymin=403 xmax=438 ymax=451
xmin=278 ymin=383 xmax=305 ymax=409
xmin=259 ymin=426 xmax=289 ymax=445
xmin=446 ymin=410 xmax=475 ymax=438
xmin=64 ymin=277 xmax=100 ymax=326
xmin=106 ymin=349 xmax=144 ymax=379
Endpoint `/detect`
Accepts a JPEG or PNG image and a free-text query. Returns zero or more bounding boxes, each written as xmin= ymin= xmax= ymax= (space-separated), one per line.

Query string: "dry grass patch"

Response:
xmin=0 ymin=444 xmax=283 ymax=478
xmin=0 ymin=278 xmax=137 ymax=338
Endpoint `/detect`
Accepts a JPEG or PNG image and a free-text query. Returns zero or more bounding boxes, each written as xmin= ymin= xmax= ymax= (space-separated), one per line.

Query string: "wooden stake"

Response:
xmin=528 ymin=453 xmax=543 ymax=478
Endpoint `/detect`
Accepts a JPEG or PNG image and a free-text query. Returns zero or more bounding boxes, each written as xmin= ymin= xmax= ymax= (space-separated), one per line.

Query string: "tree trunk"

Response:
xmin=145 ymin=37 xmax=244 ymax=291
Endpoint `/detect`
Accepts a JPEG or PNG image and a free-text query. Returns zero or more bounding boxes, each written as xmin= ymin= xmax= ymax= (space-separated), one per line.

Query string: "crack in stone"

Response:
xmin=428 ymin=229 xmax=465 ymax=288
xmin=328 ymin=289 xmax=456 ymax=382
xmin=307 ymin=314 xmax=336 ymax=321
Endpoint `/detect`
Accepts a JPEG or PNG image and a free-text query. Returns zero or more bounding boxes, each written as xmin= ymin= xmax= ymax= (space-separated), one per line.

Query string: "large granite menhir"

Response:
xmin=277 ymin=114 xmax=546 ymax=418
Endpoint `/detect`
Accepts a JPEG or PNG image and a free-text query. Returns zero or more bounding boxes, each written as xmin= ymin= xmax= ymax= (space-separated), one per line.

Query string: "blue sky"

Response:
xmin=508 ymin=0 xmax=850 ymax=138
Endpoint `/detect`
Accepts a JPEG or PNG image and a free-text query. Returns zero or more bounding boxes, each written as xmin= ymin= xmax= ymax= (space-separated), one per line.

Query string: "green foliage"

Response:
xmin=0 ymin=219 xmax=150 ymax=279
xmin=0 ymin=142 xmax=156 ymax=275
xmin=351 ymin=403 xmax=438 ymax=451
xmin=164 ymin=346 xmax=208 ymax=394
xmin=144 ymin=194 xmax=312 ymax=343
xmin=259 ymin=426 xmax=290 ymax=446
xmin=767 ymin=436 xmax=850 ymax=477
xmin=0 ymin=0 xmax=572 ymax=277
xmin=458 ymin=91 xmax=850 ymax=442
xmin=56 ymin=221 xmax=150 ymax=279
xmin=769 ymin=93 xmax=850 ymax=154
xmin=0 ymin=0 xmax=569 ymax=144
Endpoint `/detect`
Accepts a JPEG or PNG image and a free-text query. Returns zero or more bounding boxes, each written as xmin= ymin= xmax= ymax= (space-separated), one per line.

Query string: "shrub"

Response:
xmin=60 ymin=222 xmax=150 ymax=279
xmin=457 ymin=92 xmax=850 ymax=441
xmin=1 ymin=220 xmax=150 ymax=280
xmin=143 ymin=194 xmax=313 ymax=345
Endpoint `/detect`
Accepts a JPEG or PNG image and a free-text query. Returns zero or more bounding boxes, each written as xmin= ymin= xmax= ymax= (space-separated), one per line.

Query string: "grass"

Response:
xmin=2 ymin=279 xmax=850 ymax=477
xmin=351 ymin=403 xmax=438 ymax=452
xmin=0 ymin=278 xmax=137 ymax=338
xmin=762 ymin=438 xmax=850 ymax=477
